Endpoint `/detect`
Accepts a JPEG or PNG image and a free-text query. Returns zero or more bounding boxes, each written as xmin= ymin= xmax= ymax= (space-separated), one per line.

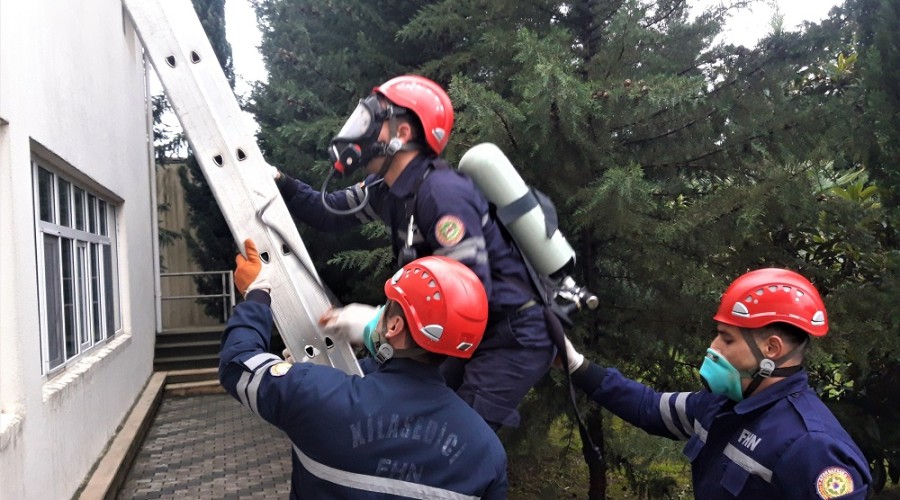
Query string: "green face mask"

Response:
xmin=699 ymin=348 xmax=745 ymax=402
xmin=363 ymin=305 xmax=393 ymax=363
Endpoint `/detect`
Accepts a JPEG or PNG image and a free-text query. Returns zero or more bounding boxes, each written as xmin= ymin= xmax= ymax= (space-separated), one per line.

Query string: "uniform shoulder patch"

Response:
xmin=269 ymin=361 xmax=293 ymax=377
xmin=816 ymin=466 xmax=854 ymax=499
xmin=435 ymin=215 xmax=465 ymax=247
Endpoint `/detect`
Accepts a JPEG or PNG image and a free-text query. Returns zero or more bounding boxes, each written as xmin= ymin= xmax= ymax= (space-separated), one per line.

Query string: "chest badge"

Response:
xmin=815 ymin=466 xmax=854 ymax=499
xmin=435 ymin=215 xmax=465 ymax=247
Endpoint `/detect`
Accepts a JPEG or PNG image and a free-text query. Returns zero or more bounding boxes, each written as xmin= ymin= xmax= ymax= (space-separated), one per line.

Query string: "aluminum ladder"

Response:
xmin=123 ymin=0 xmax=362 ymax=375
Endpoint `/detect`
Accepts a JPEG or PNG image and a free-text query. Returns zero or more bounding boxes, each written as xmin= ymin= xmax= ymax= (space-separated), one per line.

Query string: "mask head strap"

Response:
xmin=739 ymin=329 xmax=807 ymax=398
xmin=364 ymin=301 xmax=430 ymax=364
xmin=374 ymin=103 xmax=423 ymax=179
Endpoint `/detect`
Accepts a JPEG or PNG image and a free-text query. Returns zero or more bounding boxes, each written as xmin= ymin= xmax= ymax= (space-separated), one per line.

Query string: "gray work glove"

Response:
xmin=319 ymin=303 xmax=380 ymax=346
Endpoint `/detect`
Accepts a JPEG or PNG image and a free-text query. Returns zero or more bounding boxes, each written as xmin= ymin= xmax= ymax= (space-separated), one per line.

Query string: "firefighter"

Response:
xmin=220 ymin=241 xmax=508 ymax=499
xmin=270 ymin=75 xmax=556 ymax=429
xmin=561 ymin=268 xmax=872 ymax=499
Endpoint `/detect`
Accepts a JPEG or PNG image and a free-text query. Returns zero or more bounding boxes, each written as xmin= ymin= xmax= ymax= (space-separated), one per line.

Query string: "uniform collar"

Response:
xmin=374 ymin=357 xmax=446 ymax=385
xmin=733 ymin=368 xmax=809 ymax=414
xmin=387 ymin=155 xmax=432 ymax=198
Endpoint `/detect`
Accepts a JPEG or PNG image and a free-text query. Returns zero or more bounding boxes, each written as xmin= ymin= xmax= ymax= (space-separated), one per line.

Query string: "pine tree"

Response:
xmin=782 ymin=0 xmax=900 ymax=490
xmin=247 ymin=0 xmax=438 ymax=303
xmin=854 ymin=0 xmax=900 ymax=209
xmin=404 ymin=1 xmax=844 ymax=494
xmin=152 ymin=94 xmax=183 ymax=271
xmin=248 ymin=0 xmax=899 ymax=495
xmin=840 ymin=2 xmax=900 ymax=487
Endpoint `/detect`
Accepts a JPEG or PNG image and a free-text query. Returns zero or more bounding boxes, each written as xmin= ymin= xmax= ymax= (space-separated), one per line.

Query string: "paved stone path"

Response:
xmin=117 ymin=394 xmax=292 ymax=499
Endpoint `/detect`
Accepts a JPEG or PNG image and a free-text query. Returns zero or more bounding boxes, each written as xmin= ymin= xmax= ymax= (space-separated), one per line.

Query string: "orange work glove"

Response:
xmin=234 ymin=239 xmax=271 ymax=296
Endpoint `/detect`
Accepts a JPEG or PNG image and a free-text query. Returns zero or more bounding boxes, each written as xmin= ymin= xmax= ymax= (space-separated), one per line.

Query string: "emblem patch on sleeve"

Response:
xmin=269 ymin=361 xmax=293 ymax=377
xmin=435 ymin=215 xmax=465 ymax=247
xmin=816 ymin=466 xmax=854 ymax=499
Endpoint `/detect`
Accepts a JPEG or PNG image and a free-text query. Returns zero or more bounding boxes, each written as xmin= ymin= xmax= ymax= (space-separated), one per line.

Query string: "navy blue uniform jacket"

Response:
xmin=573 ymin=362 xmax=871 ymax=499
xmin=275 ymin=155 xmax=536 ymax=314
xmin=275 ymin=155 xmax=556 ymax=428
xmin=219 ymin=291 xmax=509 ymax=499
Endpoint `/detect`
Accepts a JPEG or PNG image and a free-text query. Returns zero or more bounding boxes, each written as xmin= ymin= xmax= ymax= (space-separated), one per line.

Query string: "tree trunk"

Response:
xmin=583 ymin=408 xmax=607 ymax=499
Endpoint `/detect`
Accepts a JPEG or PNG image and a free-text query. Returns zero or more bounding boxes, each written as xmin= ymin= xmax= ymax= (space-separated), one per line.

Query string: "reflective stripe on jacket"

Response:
xmin=219 ymin=294 xmax=509 ymax=499
xmin=573 ymin=362 xmax=871 ymax=499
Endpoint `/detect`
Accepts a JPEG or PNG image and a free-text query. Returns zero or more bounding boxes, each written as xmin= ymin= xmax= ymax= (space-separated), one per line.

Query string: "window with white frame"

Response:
xmin=33 ymin=160 xmax=121 ymax=374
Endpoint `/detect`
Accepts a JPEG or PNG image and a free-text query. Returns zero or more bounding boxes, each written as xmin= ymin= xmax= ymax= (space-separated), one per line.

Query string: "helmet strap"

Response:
xmin=739 ymin=329 xmax=807 ymax=399
xmin=375 ymin=107 xmax=421 ymax=180
xmin=390 ymin=346 xmax=428 ymax=360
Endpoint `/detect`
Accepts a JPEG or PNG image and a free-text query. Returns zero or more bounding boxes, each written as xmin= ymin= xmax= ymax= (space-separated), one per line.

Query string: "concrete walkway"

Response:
xmin=116 ymin=394 xmax=292 ymax=499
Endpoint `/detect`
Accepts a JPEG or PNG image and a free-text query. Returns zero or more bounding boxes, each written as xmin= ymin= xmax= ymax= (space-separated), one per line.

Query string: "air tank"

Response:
xmin=459 ymin=143 xmax=575 ymax=277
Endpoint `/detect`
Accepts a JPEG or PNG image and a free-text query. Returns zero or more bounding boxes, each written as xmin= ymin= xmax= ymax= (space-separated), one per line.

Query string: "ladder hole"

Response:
xmin=304 ymin=345 xmax=316 ymax=358
xmin=324 ymin=337 xmax=335 ymax=349
xmin=259 ymin=251 xmax=270 ymax=263
xmin=190 ymin=51 xmax=201 ymax=63
xmin=165 ymin=55 xmax=176 ymax=68
xmin=236 ymin=148 xmax=247 ymax=161
xmin=212 ymin=154 xmax=224 ymax=166
xmin=281 ymin=244 xmax=291 ymax=255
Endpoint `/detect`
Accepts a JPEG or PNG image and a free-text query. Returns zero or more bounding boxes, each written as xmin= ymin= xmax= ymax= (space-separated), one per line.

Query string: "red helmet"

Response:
xmin=713 ymin=268 xmax=828 ymax=337
xmin=384 ymin=256 xmax=487 ymax=358
xmin=374 ymin=75 xmax=453 ymax=155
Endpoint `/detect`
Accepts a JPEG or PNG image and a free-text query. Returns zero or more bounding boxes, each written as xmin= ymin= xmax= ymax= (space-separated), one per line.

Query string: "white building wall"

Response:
xmin=0 ymin=0 xmax=158 ymax=498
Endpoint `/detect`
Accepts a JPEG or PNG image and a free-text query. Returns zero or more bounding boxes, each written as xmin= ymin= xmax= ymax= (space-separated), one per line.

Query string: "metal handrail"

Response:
xmin=159 ymin=270 xmax=235 ymax=326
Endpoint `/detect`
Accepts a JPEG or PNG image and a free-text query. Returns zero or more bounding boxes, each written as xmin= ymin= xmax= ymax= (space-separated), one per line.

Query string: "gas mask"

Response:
xmin=328 ymin=95 xmax=405 ymax=175
xmin=699 ymin=348 xmax=746 ymax=402
xmin=362 ymin=305 xmax=394 ymax=363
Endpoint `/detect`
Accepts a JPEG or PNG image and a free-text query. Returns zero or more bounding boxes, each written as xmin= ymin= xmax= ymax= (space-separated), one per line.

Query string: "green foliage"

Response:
xmin=156 ymin=200 xmax=181 ymax=272
xmin=194 ymin=0 xmax=234 ymax=87
xmin=852 ymin=0 xmax=900 ymax=208
xmin=246 ymin=0 xmax=449 ymax=302
xmin=152 ymin=90 xmax=183 ymax=271
xmin=246 ymin=0 xmax=900 ymax=495
xmin=151 ymin=95 xmax=185 ymax=164
xmin=604 ymin=414 xmax=691 ymax=499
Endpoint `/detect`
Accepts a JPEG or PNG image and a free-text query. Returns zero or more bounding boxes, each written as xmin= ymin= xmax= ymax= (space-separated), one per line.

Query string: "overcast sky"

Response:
xmin=224 ymin=0 xmax=844 ymax=98
xmin=692 ymin=0 xmax=843 ymax=45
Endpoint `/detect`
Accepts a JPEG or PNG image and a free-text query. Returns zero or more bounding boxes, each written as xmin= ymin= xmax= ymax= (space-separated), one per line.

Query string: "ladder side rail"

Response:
xmin=124 ymin=0 xmax=361 ymax=375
